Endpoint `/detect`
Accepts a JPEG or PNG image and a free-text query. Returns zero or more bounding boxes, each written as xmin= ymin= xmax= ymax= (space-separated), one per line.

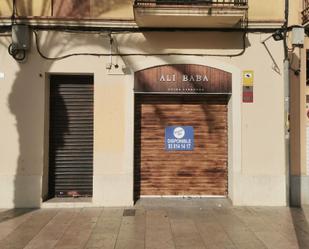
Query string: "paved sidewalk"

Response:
xmin=0 ymin=198 xmax=309 ymax=249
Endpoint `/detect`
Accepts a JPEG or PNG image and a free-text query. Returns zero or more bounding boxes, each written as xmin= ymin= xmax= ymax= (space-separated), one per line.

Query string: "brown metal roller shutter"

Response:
xmin=49 ymin=75 xmax=93 ymax=198
xmin=134 ymin=94 xmax=228 ymax=197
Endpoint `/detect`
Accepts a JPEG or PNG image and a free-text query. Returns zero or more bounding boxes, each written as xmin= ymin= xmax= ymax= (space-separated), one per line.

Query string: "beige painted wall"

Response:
xmin=289 ymin=10 xmax=308 ymax=177
xmin=16 ymin=0 xmax=51 ymax=16
xmin=290 ymin=49 xmax=302 ymax=176
xmin=248 ymin=0 xmax=284 ymax=22
xmin=300 ymin=35 xmax=309 ymax=178
xmin=0 ymin=0 xmax=134 ymax=19
xmin=289 ymin=40 xmax=309 ymax=205
xmin=0 ymin=1 xmax=12 ymax=17
xmin=0 ymin=31 xmax=286 ymax=208
xmin=288 ymin=0 xmax=302 ymax=26
xmin=90 ymin=0 xmax=134 ymax=19
xmin=0 ymin=0 xmax=51 ymax=17
xmin=290 ymin=46 xmax=306 ymax=177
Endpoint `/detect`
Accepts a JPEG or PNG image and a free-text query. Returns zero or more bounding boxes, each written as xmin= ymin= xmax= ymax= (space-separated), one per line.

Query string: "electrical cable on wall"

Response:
xmin=10 ymin=0 xmax=249 ymax=62
xmin=33 ymin=30 xmax=247 ymax=60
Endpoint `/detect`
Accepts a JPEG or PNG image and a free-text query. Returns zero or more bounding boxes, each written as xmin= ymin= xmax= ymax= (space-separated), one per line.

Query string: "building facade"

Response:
xmin=0 ymin=0 xmax=303 ymax=208
xmin=292 ymin=0 xmax=309 ymax=206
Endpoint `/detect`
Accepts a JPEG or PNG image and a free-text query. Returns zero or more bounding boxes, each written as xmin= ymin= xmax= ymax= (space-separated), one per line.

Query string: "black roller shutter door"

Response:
xmin=49 ymin=75 xmax=94 ymax=197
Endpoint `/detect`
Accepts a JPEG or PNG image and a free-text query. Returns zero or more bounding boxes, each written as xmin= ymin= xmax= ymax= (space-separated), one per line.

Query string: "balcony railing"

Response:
xmin=134 ymin=0 xmax=248 ymax=27
xmin=303 ymin=0 xmax=309 ymax=24
xmin=134 ymin=0 xmax=248 ymax=7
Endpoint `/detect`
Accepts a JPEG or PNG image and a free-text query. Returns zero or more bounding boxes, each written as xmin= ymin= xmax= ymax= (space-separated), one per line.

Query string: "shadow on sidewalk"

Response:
xmin=0 ymin=209 xmax=37 ymax=223
xmin=290 ymin=207 xmax=309 ymax=249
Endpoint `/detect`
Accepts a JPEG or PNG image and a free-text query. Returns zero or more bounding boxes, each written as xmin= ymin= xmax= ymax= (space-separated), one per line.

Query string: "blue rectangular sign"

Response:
xmin=165 ymin=126 xmax=194 ymax=151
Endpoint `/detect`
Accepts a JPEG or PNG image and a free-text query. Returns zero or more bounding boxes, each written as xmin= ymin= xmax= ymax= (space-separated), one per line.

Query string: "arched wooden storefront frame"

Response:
xmin=134 ymin=64 xmax=232 ymax=199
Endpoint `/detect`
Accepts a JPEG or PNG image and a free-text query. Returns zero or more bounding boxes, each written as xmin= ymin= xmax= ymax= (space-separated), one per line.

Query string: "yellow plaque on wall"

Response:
xmin=243 ymin=70 xmax=254 ymax=86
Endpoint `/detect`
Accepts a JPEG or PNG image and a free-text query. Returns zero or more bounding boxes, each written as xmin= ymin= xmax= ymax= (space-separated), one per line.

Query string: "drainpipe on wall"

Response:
xmin=283 ymin=0 xmax=290 ymax=206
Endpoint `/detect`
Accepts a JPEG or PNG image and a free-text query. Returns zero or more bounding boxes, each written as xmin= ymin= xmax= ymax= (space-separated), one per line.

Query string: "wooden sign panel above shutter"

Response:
xmin=134 ymin=64 xmax=232 ymax=94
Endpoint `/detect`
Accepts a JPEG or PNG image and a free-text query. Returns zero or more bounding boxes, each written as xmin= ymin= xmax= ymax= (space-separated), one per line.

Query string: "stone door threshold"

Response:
xmin=41 ymin=197 xmax=95 ymax=208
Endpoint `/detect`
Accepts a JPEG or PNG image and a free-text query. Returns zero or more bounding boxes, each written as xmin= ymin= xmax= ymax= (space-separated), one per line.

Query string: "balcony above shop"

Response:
xmin=134 ymin=0 xmax=248 ymax=28
xmin=303 ymin=0 xmax=309 ymax=26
